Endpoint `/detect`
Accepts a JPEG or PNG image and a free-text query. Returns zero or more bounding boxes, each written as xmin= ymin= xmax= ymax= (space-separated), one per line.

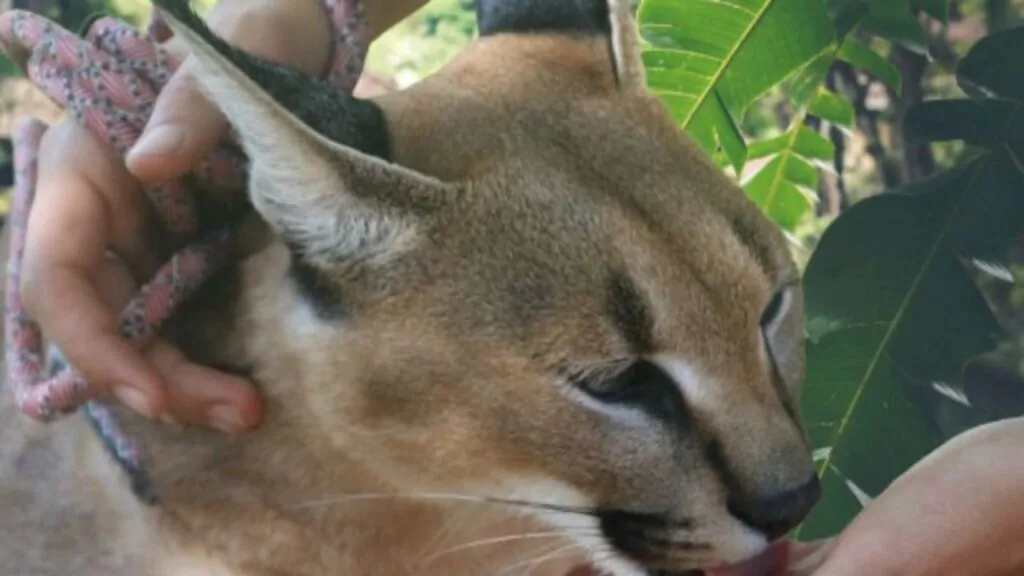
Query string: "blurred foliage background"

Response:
xmin=2 ymin=0 xmax=1024 ymax=540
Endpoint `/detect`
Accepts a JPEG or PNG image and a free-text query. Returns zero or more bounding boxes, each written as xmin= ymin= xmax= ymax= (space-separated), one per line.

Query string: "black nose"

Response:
xmin=728 ymin=474 xmax=822 ymax=541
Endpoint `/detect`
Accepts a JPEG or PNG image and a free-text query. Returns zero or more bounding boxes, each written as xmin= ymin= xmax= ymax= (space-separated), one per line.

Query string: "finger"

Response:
xmin=74 ymin=228 xmax=262 ymax=435
xmin=23 ymin=212 xmax=167 ymax=418
xmin=144 ymin=338 xmax=262 ymax=434
xmin=23 ymin=124 xmax=167 ymax=417
xmin=40 ymin=120 xmax=164 ymax=281
xmin=124 ymin=57 xmax=230 ymax=184
xmin=126 ymin=0 xmax=332 ymax=183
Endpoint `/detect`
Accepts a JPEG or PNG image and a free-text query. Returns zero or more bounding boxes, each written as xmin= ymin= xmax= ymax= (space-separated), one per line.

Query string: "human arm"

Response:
xmin=806 ymin=417 xmax=1024 ymax=576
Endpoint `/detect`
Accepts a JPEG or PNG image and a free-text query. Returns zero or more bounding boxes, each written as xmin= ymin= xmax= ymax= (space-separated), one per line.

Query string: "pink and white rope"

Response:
xmin=0 ymin=1 xmax=367 ymax=497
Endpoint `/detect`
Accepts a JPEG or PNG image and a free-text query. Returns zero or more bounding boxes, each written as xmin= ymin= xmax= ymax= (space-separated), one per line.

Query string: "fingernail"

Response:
xmin=207 ymin=404 xmax=247 ymax=435
xmin=128 ymin=125 xmax=185 ymax=160
xmin=115 ymin=386 xmax=155 ymax=418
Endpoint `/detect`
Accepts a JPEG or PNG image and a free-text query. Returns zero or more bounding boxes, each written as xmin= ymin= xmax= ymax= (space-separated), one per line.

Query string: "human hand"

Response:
xmin=20 ymin=0 xmax=336 ymax=433
xmin=126 ymin=0 xmax=334 ymax=181
xmin=804 ymin=417 xmax=1024 ymax=576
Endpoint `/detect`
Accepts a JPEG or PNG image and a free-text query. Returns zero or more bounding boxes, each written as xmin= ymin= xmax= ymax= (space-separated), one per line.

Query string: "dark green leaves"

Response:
xmin=858 ymin=0 xmax=930 ymax=52
xmin=797 ymin=27 xmax=1024 ymax=539
xmin=956 ymin=25 xmax=1024 ymax=102
xmin=799 ymin=153 xmax=1024 ymax=539
xmin=905 ymin=26 xmax=1024 ymax=154
xmin=904 ymin=100 xmax=1022 ymax=149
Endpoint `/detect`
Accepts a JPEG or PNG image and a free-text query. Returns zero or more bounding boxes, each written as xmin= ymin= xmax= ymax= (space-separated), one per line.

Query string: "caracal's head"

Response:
xmin=157 ymin=0 xmax=820 ymax=573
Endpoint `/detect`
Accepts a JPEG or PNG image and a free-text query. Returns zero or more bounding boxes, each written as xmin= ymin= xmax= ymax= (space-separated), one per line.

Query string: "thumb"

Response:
xmin=125 ymin=57 xmax=229 ymax=183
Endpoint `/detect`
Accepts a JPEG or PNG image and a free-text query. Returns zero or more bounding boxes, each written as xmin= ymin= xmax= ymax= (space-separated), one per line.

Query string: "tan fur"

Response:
xmin=0 ymin=4 xmax=814 ymax=575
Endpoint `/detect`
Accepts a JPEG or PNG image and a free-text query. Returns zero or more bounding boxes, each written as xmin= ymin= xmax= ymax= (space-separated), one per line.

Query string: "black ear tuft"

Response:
xmin=150 ymin=0 xmax=390 ymax=160
xmin=476 ymin=0 xmax=610 ymax=37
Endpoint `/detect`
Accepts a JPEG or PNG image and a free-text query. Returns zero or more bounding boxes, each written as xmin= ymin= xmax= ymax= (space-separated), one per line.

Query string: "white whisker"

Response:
xmin=412 ymin=496 xmax=475 ymax=566
xmin=289 ymin=492 xmax=594 ymax=516
xmin=498 ymin=542 xmax=585 ymax=576
xmin=424 ymin=529 xmax=598 ymax=563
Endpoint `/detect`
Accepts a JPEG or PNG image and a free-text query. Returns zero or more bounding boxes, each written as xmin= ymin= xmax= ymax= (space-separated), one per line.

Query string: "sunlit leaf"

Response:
xmin=639 ymin=0 xmax=834 ymax=172
xmin=809 ymin=90 xmax=855 ymax=127
xmin=640 ymin=0 xmax=834 ymax=115
xmin=658 ymin=87 xmax=749 ymax=173
xmin=787 ymin=53 xmax=836 ymax=112
xmin=743 ymin=124 xmax=831 ymax=230
xmin=745 ymin=161 xmax=815 ymax=230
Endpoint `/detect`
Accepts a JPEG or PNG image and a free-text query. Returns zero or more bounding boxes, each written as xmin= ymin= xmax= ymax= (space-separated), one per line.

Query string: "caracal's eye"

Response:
xmin=568 ymin=361 xmax=641 ymax=402
xmin=760 ymin=283 xmax=803 ymax=390
xmin=760 ymin=286 xmax=791 ymax=336
xmin=568 ymin=360 xmax=671 ymax=402
xmin=568 ymin=360 xmax=685 ymax=421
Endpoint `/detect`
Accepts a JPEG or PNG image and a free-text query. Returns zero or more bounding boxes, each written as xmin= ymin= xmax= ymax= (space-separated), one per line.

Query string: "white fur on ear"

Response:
xmin=158 ymin=9 xmax=445 ymax=271
xmin=608 ymin=0 xmax=646 ymax=89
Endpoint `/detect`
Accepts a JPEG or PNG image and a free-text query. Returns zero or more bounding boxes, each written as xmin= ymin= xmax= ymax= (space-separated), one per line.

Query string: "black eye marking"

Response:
xmin=758 ymin=280 xmax=802 ymax=422
xmin=760 ymin=278 xmax=799 ymax=332
xmin=567 ymin=360 xmax=688 ymax=426
xmin=606 ymin=271 xmax=656 ymax=355
xmin=760 ymin=289 xmax=785 ymax=329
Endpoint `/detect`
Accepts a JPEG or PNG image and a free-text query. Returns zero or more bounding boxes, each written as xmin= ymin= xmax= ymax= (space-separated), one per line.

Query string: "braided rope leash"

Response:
xmin=0 ymin=0 xmax=368 ymax=502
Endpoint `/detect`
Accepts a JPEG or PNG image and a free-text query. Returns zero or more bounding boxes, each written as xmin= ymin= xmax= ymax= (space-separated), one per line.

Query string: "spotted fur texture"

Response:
xmin=0 ymin=0 xmax=819 ymax=574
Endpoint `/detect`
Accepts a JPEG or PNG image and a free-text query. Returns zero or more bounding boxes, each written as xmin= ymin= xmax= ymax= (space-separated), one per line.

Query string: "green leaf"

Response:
xmin=787 ymin=53 xmax=836 ymax=113
xmin=798 ymin=325 xmax=939 ymax=539
xmin=640 ymin=0 xmax=835 ymax=116
xmin=743 ymin=124 xmax=831 ymax=229
xmin=859 ymin=0 xmax=929 ymax=52
xmin=809 ymin=90 xmax=855 ymax=127
xmin=837 ymin=38 xmax=903 ymax=96
xmin=957 ymin=26 xmax=1024 ymax=103
xmin=657 ymin=86 xmax=749 ymax=173
xmin=747 ymin=133 xmax=791 ymax=160
xmin=905 ymin=30 xmax=1024 ymax=155
xmin=745 ymin=159 xmax=814 ymax=230
xmin=639 ymin=0 xmax=834 ymax=171
xmin=699 ymin=91 xmax=749 ymax=174
xmin=904 ymin=99 xmax=1023 ymax=150
xmin=797 ymin=152 xmax=1024 ymax=539
xmin=911 ymin=0 xmax=949 ymax=23
xmin=830 ymin=0 xmax=872 ymax=38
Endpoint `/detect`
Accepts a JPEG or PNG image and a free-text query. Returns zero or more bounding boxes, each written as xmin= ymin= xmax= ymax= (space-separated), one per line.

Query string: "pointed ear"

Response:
xmin=152 ymin=0 xmax=450 ymax=271
xmin=607 ymin=0 xmax=646 ymax=89
xmin=476 ymin=0 xmax=646 ymax=88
